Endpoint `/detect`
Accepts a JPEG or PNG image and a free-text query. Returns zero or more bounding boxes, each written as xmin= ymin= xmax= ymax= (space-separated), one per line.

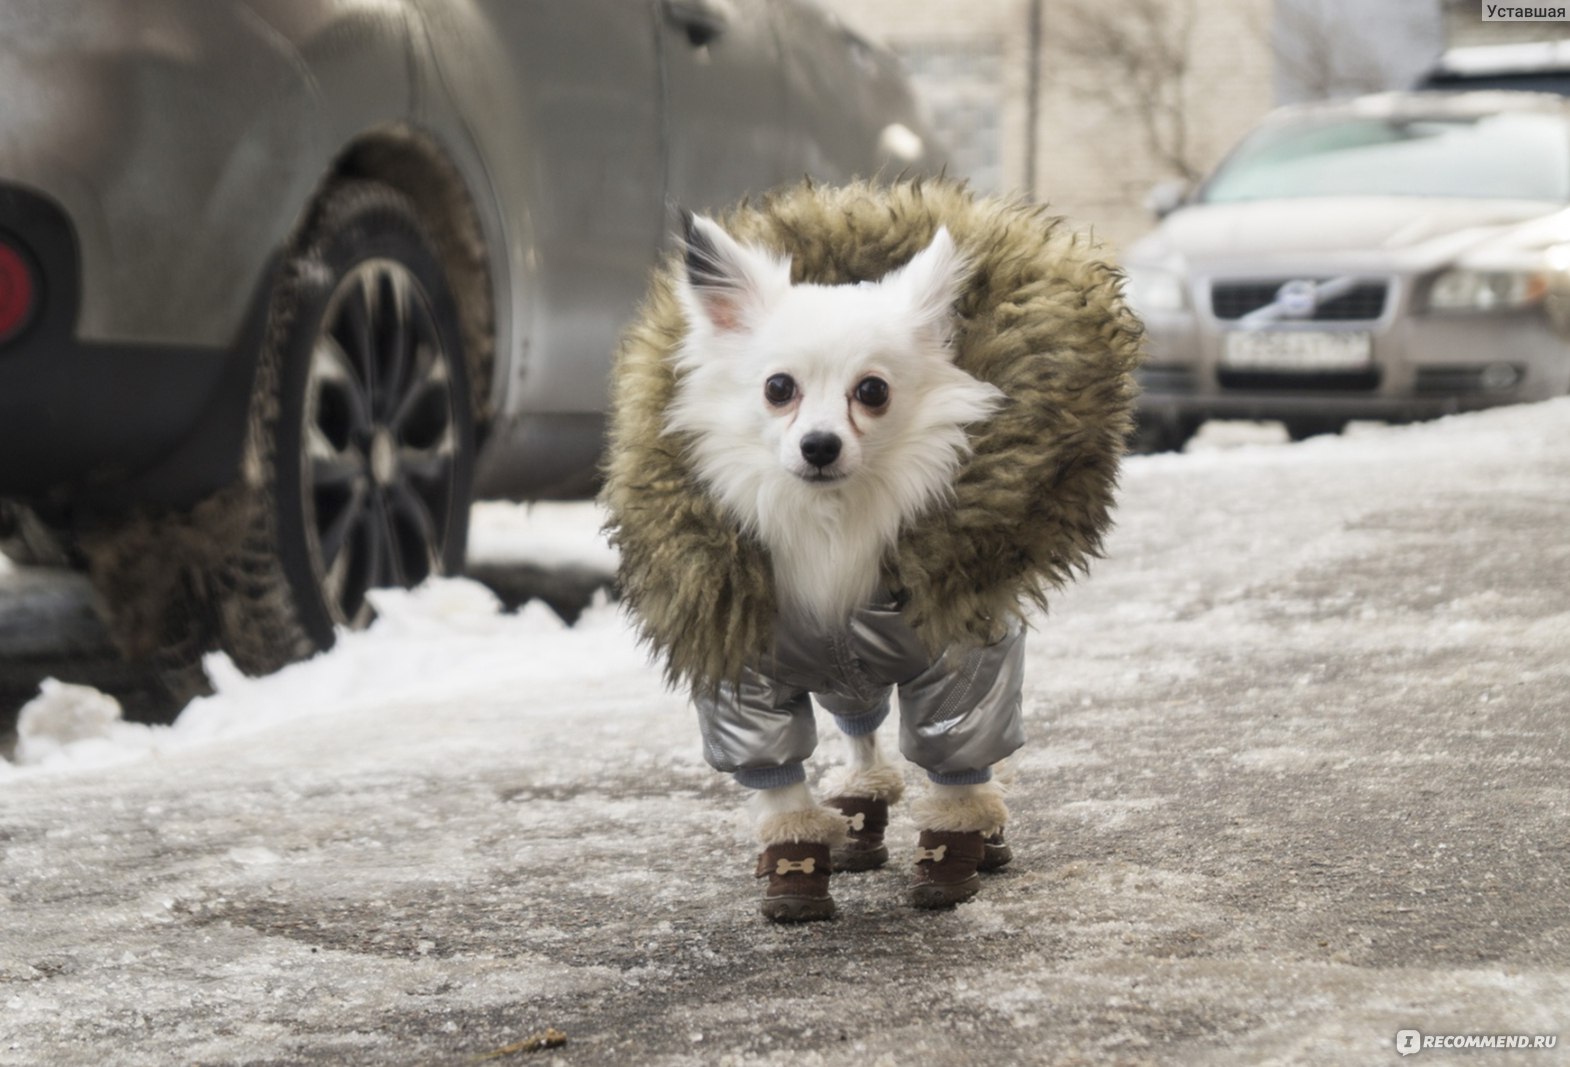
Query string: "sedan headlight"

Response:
xmin=1428 ymin=269 xmax=1548 ymax=311
xmin=1124 ymin=267 xmax=1188 ymax=314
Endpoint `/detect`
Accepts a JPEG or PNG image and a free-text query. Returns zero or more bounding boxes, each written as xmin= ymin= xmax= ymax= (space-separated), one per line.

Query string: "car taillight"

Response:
xmin=0 ymin=236 xmax=38 ymax=344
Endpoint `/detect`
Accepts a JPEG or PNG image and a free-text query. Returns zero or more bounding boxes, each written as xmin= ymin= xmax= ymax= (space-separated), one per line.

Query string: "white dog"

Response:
xmin=666 ymin=214 xmax=1024 ymax=920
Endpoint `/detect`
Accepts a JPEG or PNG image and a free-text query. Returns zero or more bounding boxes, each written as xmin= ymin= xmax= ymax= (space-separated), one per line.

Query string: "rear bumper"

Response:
xmin=0 ymin=184 xmax=266 ymax=509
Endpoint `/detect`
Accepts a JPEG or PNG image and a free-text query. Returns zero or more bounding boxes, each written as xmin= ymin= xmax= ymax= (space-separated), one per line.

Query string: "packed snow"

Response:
xmin=2 ymin=500 xmax=632 ymax=779
xmin=1 ymin=401 xmax=1567 ymax=1065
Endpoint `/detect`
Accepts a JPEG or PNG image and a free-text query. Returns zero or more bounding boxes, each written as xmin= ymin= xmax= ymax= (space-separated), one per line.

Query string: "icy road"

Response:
xmin=2 ymin=402 xmax=1567 ymax=1066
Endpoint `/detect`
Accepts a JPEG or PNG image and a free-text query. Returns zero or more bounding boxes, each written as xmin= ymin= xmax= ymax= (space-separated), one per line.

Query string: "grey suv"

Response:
xmin=0 ymin=0 xmax=938 ymax=683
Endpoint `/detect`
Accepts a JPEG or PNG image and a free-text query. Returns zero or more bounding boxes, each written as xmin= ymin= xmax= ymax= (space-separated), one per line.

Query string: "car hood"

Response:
xmin=1128 ymin=196 xmax=1570 ymax=275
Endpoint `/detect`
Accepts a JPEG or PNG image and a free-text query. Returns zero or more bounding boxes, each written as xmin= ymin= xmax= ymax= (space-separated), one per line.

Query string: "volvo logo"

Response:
xmin=1237 ymin=275 xmax=1361 ymax=325
xmin=1275 ymin=279 xmax=1319 ymax=318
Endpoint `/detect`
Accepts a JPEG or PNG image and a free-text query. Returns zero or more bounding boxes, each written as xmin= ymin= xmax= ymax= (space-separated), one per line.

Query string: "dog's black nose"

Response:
xmin=800 ymin=432 xmax=842 ymax=469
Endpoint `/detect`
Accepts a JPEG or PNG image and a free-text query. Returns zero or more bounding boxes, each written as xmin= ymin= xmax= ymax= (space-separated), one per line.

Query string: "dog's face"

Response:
xmin=668 ymin=214 xmax=1001 ymax=497
xmin=742 ymin=280 xmax=917 ymax=487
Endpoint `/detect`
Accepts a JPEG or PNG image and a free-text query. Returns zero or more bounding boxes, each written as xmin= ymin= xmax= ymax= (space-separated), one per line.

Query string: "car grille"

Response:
xmin=1217 ymin=368 xmax=1383 ymax=392
xmin=1211 ymin=280 xmax=1390 ymax=321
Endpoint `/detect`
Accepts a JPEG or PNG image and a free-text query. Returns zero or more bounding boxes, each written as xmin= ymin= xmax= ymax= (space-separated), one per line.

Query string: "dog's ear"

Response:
xmin=678 ymin=211 xmax=791 ymax=336
xmin=886 ymin=226 xmax=969 ymax=340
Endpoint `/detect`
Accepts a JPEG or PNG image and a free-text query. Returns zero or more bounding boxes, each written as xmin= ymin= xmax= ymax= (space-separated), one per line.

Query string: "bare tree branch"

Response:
xmin=1271 ymin=0 xmax=1390 ymax=101
xmin=1050 ymin=0 xmax=1205 ymax=182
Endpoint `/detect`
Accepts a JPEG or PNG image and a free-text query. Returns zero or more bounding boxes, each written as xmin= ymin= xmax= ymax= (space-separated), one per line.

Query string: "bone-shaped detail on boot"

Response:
xmin=774 ymin=857 xmax=818 ymax=876
xmin=914 ymin=844 xmax=948 ymax=864
xmin=845 ymin=811 xmax=867 ymax=832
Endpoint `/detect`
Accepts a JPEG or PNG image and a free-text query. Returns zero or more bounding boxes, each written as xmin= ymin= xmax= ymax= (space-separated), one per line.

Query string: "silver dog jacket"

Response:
xmin=693 ymin=598 xmax=1025 ymax=781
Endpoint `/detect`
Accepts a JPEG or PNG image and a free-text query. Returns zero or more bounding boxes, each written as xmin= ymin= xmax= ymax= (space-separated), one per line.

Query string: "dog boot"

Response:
xmin=755 ymin=841 xmax=835 ymax=922
xmin=753 ymin=804 xmax=846 ymax=922
xmin=824 ymin=795 xmax=890 ymax=871
xmin=910 ymin=830 xmax=987 ymax=908
xmin=909 ymin=780 xmax=1008 ymax=908
xmin=823 ymin=763 xmax=905 ymax=872
xmin=980 ymin=829 xmax=1013 ymax=871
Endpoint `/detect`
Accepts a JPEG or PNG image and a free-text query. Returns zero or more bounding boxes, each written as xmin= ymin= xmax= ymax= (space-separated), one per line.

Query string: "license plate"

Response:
xmin=1222 ymin=330 xmax=1372 ymax=371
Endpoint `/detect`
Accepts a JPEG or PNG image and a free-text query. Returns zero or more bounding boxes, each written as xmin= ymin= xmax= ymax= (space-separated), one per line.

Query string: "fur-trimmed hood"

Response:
xmin=601 ymin=179 xmax=1142 ymax=692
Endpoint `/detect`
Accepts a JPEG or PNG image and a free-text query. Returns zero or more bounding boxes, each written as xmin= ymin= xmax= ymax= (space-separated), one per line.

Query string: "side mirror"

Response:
xmin=1145 ymin=179 xmax=1190 ymax=220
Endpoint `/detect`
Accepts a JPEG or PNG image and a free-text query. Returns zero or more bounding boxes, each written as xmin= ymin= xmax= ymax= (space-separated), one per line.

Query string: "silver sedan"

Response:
xmin=1126 ymin=91 xmax=1570 ymax=451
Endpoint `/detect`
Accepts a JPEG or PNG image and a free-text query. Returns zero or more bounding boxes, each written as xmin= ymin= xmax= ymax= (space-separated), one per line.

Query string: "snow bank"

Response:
xmin=11 ymin=679 xmax=149 ymax=767
xmin=1 ymin=581 xmax=651 ymax=779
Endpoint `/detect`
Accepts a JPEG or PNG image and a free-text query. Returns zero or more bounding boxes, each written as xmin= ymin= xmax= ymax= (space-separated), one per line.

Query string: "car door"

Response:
xmin=418 ymin=0 xmax=665 ymax=418
xmin=657 ymin=0 xmax=789 ymax=216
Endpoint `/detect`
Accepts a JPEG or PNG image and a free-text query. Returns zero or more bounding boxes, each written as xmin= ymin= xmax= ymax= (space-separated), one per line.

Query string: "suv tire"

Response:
xmin=215 ymin=180 xmax=476 ymax=674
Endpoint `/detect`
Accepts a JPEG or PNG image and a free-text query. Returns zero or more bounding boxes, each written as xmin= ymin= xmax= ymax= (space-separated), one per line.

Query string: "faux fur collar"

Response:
xmin=601 ymin=179 xmax=1143 ymax=693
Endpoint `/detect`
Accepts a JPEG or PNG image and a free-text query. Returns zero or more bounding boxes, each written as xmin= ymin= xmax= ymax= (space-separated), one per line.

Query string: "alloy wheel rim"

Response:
xmin=300 ymin=258 xmax=458 ymax=627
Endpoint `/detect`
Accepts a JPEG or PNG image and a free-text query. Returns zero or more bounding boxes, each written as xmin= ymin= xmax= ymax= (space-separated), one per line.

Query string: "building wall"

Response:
xmin=820 ymin=0 xmax=1276 ymax=253
xmin=1034 ymin=0 xmax=1276 ymax=250
xmin=1273 ymin=0 xmax=1443 ymax=102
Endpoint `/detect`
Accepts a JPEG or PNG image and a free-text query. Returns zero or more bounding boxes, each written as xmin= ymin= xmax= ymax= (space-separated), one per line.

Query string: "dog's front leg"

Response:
xmin=751 ymin=780 xmax=824 ymax=827
xmin=749 ymin=782 xmax=846 ymax=923
xmin=909 ymin=779 xmax=1012 ymax=908
xmin=819 ymin=704 xmax=907 ymax=872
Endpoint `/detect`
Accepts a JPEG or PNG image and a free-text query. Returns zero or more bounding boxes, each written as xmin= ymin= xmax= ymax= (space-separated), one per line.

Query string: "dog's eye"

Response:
xmin=854 ymin=377 xmax=889 ymax=409
xmin=764 ymin=374 xmax=796 ymax=406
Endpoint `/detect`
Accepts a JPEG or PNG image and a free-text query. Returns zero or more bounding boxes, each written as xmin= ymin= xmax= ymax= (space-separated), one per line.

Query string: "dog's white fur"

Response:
xmin=669 ymin=216 xmax=1009 ymax=845
xmin=822 ymin=736 xmax=907 ymax=804
xmin=667 ymin=216 xmax=1004 ymax=630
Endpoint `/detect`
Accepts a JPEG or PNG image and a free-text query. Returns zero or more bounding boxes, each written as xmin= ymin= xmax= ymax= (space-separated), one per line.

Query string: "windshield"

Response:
xmin=1200 ymin=112 xmax=1570 ymax=203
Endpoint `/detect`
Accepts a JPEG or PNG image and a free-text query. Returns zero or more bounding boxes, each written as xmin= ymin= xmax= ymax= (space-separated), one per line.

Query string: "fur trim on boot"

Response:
xmin=912 ymin=782 xmax=1008 ymax=836
xmin=822 ymin=763 xmax=907 ymax=804
xmin=756 ymin=805 xmax=851 ymax=848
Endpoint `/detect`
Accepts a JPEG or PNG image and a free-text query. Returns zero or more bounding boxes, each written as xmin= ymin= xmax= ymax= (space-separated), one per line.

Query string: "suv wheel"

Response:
xmin=216 ymin=180 xmax=475 ymax=674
